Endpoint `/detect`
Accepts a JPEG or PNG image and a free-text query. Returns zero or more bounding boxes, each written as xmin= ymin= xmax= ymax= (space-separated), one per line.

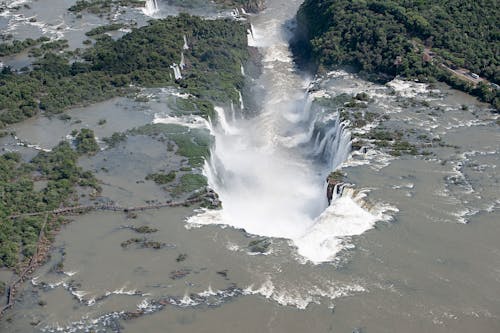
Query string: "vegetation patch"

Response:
xmin=0 ymin=14 xmax=248 ymax=128
xmin=74 ymin=128 xmax=99 ymax=154
xmin=295 ymin=0 xmax=499 ymax=109
xmin=0 ymin=144 xmax=100 ymax=268
xmin=146 ymin=171 xmax=176 ymax=185
xmin=68 ymin=0 xmax=145 ymax=14
xmin=102 ymin=132 xmax=127 ymax=148
xmin=248 ymin=238 xmax=271 ymax=254
xmin=130 ymin=123 xmax=212 ymax=167
xmin=172 ymin=174 xmax=208 ymax=196
xmin=0 ymin=36 xmax=50 ymax=56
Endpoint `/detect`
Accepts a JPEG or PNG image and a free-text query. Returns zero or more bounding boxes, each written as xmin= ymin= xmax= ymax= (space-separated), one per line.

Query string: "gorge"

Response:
xmin=0 ymin=0 xmax=498 ymax=332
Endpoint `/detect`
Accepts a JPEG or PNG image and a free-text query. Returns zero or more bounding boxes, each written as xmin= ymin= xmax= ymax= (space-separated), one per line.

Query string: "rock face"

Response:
xmin=326 ymin=171 xmax=344 ymax=204
xmin=243 ymin=0 xmax=266 ymax=13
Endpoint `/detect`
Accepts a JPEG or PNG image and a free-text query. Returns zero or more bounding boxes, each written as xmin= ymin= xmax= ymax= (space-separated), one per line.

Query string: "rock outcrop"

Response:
xmin=326 ymin=171 xmax=344 ymax=204
xmin=243 ymin=0 xmax=266 ymax=13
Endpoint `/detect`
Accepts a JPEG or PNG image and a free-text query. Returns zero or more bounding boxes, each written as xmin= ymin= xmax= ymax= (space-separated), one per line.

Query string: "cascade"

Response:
xmin=247 ymin=24 xmax=257 ymax=47
xmin=180 ymin=53 xmax=186 ymax=70
xmin=238 ymin=90 xmax=245 ymax=110
xmin=143 ymin=0 xmax=159 ymax=16
xmin=170 ymin=64 xmax=182 ymax=80
xmin=189 ymin=2 xmax=382 ymax=264
xmin=183 ymin=35 xmax=189 ymax=50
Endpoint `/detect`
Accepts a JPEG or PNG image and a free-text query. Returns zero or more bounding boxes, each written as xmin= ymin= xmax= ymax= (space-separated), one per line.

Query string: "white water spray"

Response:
xmin=180 ymin=52 xmax=186 ymax=70
xmin=143 ymin=0 xmax=159 ymax=16
xmin=170 ymin=63 xmax=182 ymax=80
xmin=188 ymin=2 xmax=387 ymax=264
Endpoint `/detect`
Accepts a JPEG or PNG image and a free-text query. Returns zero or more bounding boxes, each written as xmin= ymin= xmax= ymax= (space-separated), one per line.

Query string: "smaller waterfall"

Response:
xmin=312 ymin=113 xmax=351 ymax=171
xmin=238 ymin=90 xmax=244 ymax=110
xmin=247 ymin=24 xmax=257 ymax=46
xmin=183 ymin=35 xmax=189 ymax=50
xmin=230 ymin=102 xmax=236 ymax=122
xmin=240 ymin=64 xmax=245 ymax=76
xmin=180 ymin=52 xmax=186 ymax=70
xmin=170 ymin=63 xmax=182 ymax=80
xmin=213 ymin=107 xmax=238 ymax=135
xmin=143 ymin=0 xmax=159 ymax=16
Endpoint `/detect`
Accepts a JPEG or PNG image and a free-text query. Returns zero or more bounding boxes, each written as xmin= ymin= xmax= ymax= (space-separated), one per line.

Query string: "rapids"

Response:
xmin=188 ymin=0 xmax=386 ymax=263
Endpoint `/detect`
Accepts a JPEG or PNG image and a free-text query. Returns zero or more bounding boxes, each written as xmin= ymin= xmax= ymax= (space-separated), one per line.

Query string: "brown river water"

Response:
xmin=0 ymin=0 xmax=499 ymax=332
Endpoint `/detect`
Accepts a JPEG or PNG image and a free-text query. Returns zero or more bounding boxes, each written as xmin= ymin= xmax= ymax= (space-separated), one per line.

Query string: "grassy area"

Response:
xmin=172 ymin=174 xmax=207 ymax=196
xmin=130 ymin=123 xmax=212 ymax=167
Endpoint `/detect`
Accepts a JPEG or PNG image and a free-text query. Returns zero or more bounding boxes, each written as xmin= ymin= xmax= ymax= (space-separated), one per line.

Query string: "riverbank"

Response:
xmin=292 ymin=0 xmax=500 ymax=110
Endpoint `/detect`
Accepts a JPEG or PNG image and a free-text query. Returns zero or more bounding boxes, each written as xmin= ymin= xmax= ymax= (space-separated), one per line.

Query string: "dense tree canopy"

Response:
xmin=295 ymin=0 xmax=499 ymax=109
xmin=0 ymin=14 xmax=249 ymax=127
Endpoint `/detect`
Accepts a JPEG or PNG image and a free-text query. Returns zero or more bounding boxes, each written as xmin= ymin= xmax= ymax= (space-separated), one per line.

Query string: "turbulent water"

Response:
xmin=188 ymin=0 xmax=390 ymax=264
xmin=0 ymin=1 xmax=499 ymax=332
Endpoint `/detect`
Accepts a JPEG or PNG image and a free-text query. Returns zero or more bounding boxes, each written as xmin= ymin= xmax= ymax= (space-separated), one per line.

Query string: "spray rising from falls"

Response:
xmin=143 ymin=0 xmax=159 ymax=16
xmin=188 ymin=13 xmax=389 ymax=264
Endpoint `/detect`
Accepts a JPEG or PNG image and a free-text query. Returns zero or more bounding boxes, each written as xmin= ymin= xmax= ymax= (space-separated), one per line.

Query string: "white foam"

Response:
xmin=387 ymin=79 xmax=429 ymax=98
xmin=186 ymin=11 xmax=393 ymax=264
xmin=294 ymin=189 xmax=397 ymax=263
xmin=142 ymin=0 xmax=159 ymax=17
xmin=243 ymin=277 xmax=366 ymax=310
xmin=153 ymin=113 xmax=209 ymax=130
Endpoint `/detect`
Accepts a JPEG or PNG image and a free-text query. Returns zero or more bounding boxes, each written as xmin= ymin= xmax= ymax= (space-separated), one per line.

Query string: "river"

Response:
xmin=0 ymin=0 xmax=499 ymax=332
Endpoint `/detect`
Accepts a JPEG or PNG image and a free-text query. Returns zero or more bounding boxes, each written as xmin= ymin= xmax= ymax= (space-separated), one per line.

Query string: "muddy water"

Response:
xmin=0 ymin=0 xmax=499 ymax=332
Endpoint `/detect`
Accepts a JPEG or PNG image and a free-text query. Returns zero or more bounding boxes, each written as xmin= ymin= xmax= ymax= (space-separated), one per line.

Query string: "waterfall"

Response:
xmin=238 ymin=90 xmax=244 ymax=110
xmin=143 ymin=0 xmax=159 ymax=16
xmin=180 ymin=52 xmax=186 ymax=70
xmin=188 ymin=3 xmax=384 ymax=264
xmin=170 ymin=63 xmax=182 ymax=80
xmin=213 ymin=107 xmax=239 ymax=135
xmin=311 ymin=113 xmax=352 ymax=171
xmin=230 ymin=102 xmax=236 ymax=122
xmin=183 ymin=35 xmax=189 ymax=50
xmin=240 ymin=64 xmax=245 ymax=76
xmin=247 ymin=24 xmax=257 ymax=47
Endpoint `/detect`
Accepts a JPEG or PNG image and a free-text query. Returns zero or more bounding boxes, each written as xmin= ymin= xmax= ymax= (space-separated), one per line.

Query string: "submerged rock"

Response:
xmin=248 ymin=238 xmax=271 ymax=254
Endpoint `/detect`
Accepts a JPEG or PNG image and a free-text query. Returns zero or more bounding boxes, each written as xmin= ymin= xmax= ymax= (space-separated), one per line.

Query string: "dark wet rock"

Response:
xmin=122 ymin=310 xmax=145 ymax=320
xmin=176 ymin=253 xmax=188 ymax=262
xmin=131 ymin=225 xmax=158 ymax=233
xmin=170 ymin=268 xmax=191 ymax=280
xmin=121 ymin=237 xmax=143 ymax=248
xmin=326 ymin=170 xmax=344 ymax=204
xmin=248 ymin=238 xmax=271 ymax=254
xmin=197 ymin=188 xmax=222 ymax=209
xmin=142 ymin=240 xmax=164 ymax=249
xmin=121 ymin=237 xmax=168 ymax=249
xmin=216 ymin=270 xmax=229 ymax=279
xmin=242 ymin=0 xmax=266 ymax=13
xmin=126 ymin=211 xmax=138 ymax=219
xmin=50 ymin=259 xmax=64 ymax=274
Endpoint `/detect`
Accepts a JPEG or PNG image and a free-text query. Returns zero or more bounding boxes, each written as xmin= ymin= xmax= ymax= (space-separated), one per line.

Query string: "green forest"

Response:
xmin=0 ymin=14 xmax=249 ymax=127
xmin=0 ymin=14 xmax=249 ymax=269
xmin=294 ymin=0 xmax=499 ymax=109
xmin=0 ymin=137 xmax=100 ymax=268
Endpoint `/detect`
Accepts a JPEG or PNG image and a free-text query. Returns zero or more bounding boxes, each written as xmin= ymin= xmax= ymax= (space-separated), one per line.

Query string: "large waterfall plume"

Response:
xmin=143 ymin=0 xmax=159 ymax=16
xmin=188 ymin=4 xmax=385 ymax=264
